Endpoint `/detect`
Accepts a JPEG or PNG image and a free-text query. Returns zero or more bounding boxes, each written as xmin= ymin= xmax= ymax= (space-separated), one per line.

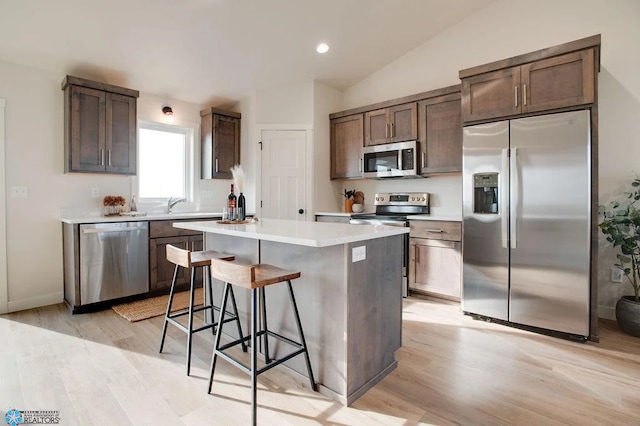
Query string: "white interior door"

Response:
xmin=260 ymin=129 xmax=307 ymax=220
xmin=0 ymin=99 xmax=8 ymax=314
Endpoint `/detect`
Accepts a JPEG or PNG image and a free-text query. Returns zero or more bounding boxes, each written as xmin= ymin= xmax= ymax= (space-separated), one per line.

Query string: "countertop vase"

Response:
xmin=344 ymin=199 xmax=354 ymax=213
xmin=106 ymin=205 xmax=121 ymax=216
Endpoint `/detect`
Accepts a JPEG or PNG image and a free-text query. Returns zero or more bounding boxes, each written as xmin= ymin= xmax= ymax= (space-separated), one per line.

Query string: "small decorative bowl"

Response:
xmin=352 ymin=203 xmax=364 ymax=213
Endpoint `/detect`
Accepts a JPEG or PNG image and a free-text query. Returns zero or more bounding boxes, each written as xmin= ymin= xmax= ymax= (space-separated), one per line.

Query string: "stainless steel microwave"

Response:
xmin=362 ymin=140 xmax=421 ymax=178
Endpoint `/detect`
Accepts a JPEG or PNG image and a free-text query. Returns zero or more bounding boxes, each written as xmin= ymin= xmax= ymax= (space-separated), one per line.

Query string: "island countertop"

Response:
xmin=173 ymin=218 xmax=408 ymax=248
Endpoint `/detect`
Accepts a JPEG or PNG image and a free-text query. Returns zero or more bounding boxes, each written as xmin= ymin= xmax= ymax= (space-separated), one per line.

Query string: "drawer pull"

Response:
xmin=426 ymin=229 xmax=444 ymax=233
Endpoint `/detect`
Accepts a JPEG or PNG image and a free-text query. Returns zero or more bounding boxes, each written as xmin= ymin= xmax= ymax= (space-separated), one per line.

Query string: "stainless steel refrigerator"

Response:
xmin=462 ymin=110 xmax=591 ymax=337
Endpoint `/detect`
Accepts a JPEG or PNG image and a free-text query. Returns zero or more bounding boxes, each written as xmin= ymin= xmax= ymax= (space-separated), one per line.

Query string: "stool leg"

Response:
xmin=228 ymin=286 xmax=248 ymax=352
xmin=208 ymin=282 xmax=231 ymax=393
xmin=186 ymin=267 xmax=196 ymax=376
xmin=206 ymin=264 xmax=216 ymax=335
xmin=287 ymin=280 xmax=317 ymax=392
xmin=251 ymin=287 xmax=258 ymax=426
xmin=159 ymin=264 xmax=180 ymax=353
xmin=260 ymin=287 xmax=271 ymax=364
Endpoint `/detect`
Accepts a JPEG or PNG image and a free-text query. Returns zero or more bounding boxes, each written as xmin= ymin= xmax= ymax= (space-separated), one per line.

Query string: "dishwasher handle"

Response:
xmin=81 ymin=226 xmax=147 ymax=234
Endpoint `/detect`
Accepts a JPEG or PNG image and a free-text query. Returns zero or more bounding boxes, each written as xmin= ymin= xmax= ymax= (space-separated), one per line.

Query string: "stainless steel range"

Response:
xmin=350 ymin=192 xmax=429 ymax=296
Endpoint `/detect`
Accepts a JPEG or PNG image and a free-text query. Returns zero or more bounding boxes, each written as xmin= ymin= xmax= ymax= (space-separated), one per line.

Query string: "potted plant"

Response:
xmin=599 ymin=176 xmax=640 ymax=337
xmin=103 ymin=195 xmax=126 ymax=216
xmin=342 ymin=189 xmax=355 ymax=213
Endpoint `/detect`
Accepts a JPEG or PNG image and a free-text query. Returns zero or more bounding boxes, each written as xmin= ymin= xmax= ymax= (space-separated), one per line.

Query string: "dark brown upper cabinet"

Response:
xmin=201 ymin=107 xmax=241 ymax=179
xmin=329 ymin=85 xmax=461 ymax=180
xmin=364 ymin=103 xmax=417 ymax=146
xmin=460 ymin=35 xmax=600 ymax=124
xmin=418 ymin=92 xmax=462 ymax=175
xmin=62 ymin=76 xmax=138 ymax=175
xmin=330 ymin=114 xmax=364 ymax=179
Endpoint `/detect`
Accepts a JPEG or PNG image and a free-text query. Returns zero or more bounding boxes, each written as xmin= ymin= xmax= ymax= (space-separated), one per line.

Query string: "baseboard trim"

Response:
xmin=598 ymin=305 xmax=616 ymax=321
xmin=7 ymin=292 xmax=63 ymax=313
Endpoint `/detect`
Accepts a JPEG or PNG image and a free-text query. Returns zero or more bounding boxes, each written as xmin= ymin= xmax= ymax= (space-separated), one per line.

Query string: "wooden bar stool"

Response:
xmin=159 ymin=244 xmax=247 ymax=376
xmin=207 ymin=258 xmax=317 ymax=426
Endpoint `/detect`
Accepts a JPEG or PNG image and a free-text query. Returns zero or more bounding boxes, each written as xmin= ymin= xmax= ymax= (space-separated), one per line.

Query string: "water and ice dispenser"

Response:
xmin=473 ymin=173 xmax=499 ymax=214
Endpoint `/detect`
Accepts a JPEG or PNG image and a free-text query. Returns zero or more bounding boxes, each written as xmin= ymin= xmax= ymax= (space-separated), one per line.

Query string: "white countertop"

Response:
xmin=60 ymin=211 xmax=222 ymax=224
xmin=409 ymin=214 xmax=462 ymax=222
xmin=315 ymin=212 xmax=353 ymax=217
xmin=174 ymin=218 xmax=409 ymax=248
xmin=314 ymin=211 xmax=461 ymax=222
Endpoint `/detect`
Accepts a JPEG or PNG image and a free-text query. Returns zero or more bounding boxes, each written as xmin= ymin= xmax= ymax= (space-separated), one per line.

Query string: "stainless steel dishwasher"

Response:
xmin=79 ymin=222 xmax=149 ymax=305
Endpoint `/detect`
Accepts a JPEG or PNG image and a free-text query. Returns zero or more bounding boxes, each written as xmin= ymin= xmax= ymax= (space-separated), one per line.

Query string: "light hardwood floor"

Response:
xmin=1 ymin=296 xmax=639 ymax=425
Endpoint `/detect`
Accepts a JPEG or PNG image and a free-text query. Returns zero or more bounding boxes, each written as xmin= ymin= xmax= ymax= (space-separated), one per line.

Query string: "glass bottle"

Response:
xmin=227 ymin=184 xmax=237 ymax=220
xmin=237 ymin=192 xmax=246 ymax=220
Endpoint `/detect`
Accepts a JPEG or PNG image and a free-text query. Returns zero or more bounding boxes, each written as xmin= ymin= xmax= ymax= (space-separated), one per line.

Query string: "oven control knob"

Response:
xmin=411 ymin=196 xmax=415 ymax=201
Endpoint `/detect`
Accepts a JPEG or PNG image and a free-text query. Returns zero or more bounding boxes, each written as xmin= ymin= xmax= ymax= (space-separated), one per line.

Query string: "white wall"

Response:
xmin=340 ymin=0 xmax=640 ymax=318
xmin=312 ymin=81 xmax=343 ymax=213
xmin=255 ymin=80 xmax=313 ymax=124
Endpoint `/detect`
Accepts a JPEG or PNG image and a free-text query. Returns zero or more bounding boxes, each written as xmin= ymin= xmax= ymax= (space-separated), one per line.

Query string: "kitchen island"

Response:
xmin=174 ymin=218 xmax=408 ymax=406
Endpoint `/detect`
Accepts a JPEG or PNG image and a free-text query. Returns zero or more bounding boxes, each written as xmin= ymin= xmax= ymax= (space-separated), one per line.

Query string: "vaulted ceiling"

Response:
xmin=0 ymin=0 xmax=496 ymax=105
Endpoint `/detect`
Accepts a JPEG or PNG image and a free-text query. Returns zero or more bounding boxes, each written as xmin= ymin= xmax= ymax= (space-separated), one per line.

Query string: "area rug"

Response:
xmin=112 ymin=288 xmax=204 ymax=322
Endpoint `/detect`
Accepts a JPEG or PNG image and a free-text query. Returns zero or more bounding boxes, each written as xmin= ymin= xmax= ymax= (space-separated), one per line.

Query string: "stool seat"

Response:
xmin=210 ymin=259 xmax=301 ymax=289
xmin=160 ymin=244 xmax=245 ymax=376
xmin=208 ymin=258 xmax=316 ymax=426
xmin=166 ymin=245 xmax=235 ymax=269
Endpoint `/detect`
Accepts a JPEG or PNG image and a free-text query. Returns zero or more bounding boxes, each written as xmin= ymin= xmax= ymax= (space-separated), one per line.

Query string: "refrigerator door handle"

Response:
xmin=510 ymin=147 xmax=518 ymax=249
xmin=501 ymin=148 xmax=509 ymax=248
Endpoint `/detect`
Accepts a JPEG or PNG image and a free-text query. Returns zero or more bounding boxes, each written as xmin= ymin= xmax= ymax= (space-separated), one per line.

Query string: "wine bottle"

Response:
xmin=237 ymin=192 xmax=246 ymax=220
xmin=227 ymin=183 xmax=237 ymax=220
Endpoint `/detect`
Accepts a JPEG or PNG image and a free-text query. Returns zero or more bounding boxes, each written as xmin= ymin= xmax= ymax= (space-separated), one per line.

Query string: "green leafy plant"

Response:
xmin=599 ymin=177 xmax=640 ymax=302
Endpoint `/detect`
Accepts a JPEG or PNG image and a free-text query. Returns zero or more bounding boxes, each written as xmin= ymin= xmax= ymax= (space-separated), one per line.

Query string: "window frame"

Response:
xmin=135 ymin=120 xmax=196 ymax=203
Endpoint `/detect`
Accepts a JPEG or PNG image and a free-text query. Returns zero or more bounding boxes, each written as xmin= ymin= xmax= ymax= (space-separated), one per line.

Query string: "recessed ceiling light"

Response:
xmin=316 ymin=43 xmax=330 ymax=54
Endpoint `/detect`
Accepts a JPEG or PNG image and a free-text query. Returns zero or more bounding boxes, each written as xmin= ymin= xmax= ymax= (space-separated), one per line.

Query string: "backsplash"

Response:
xmin=342 ymin=175 xmax=462 ymax=216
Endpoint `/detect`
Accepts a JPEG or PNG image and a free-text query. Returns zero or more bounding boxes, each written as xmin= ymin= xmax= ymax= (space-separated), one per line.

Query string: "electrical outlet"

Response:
xmin=10 ymin=186 xmax=28 ymax=198
xmin=91 ymin=187 xmax=100 ymax=198
xmin=610 ymin=267 xmax=624 ymax=283
xmin=352 ymin=246 xmax=366 ymax=262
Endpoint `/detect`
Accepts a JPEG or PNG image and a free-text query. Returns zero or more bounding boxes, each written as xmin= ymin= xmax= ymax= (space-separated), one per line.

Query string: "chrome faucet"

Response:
xmin=167 ymin=197 xmax=186 ymax=213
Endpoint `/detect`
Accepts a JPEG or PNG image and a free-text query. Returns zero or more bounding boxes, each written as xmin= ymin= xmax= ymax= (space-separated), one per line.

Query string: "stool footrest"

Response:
xmin=214 ymin=345 xmax=306 ymax=378
xmin=165 ymin=317 xmax=188 ymax=333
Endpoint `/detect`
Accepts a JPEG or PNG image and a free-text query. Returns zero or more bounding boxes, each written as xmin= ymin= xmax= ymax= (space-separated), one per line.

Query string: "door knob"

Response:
xmin=298 ymin=209 xmax=304 ymax=214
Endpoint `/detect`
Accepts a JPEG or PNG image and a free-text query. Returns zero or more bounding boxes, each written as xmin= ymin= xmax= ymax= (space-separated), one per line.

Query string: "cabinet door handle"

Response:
xmin=215 ymin=158 xmax=219 ymax=173
xmin=391 ymin=122 xmax=395 ymax=138
xmin=421 ymin=152 xmax=426 ymax=169
xmin=514 ymin=86 xmax=518 ymax=107
xmin=523 ymin=84 xmax=527 ymax=106
xmin=415 ymin=245 xmax=419 ymax=263
xmin=359 ymin=158 xmax=362 ymax=173
xmin=108 ymin=149 xmax=111 ymax=166
xmin=100 ymin=149 xmax=104 ymax=166
xmin=385 ymin=123 xmax=390 ymax=138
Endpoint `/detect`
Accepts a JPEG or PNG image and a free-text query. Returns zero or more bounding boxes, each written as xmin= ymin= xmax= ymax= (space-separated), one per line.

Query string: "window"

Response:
xmin=137 ymin=121 xmax=195 ymax=201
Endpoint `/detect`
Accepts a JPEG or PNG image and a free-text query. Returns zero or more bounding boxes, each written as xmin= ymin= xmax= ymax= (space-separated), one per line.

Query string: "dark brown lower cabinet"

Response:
xmin=148 ymin=220 xmax=209 ymax=292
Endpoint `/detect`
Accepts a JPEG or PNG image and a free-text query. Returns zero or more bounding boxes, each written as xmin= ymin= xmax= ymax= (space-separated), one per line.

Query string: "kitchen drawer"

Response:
xmin=149 ymin=219 xmax=206 ymax=238
xmin=409 ymin=220 xmax=461 ymax=241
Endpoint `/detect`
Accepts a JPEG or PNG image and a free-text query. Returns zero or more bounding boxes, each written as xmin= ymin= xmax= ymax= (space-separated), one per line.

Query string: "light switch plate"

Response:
xmin=10 ymin=186 xmax=28 ymax=198
xmin=91 ymin=187 xmax=100 ymax=198
xmin=352 ymin=246 xmax=366 ymax=262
